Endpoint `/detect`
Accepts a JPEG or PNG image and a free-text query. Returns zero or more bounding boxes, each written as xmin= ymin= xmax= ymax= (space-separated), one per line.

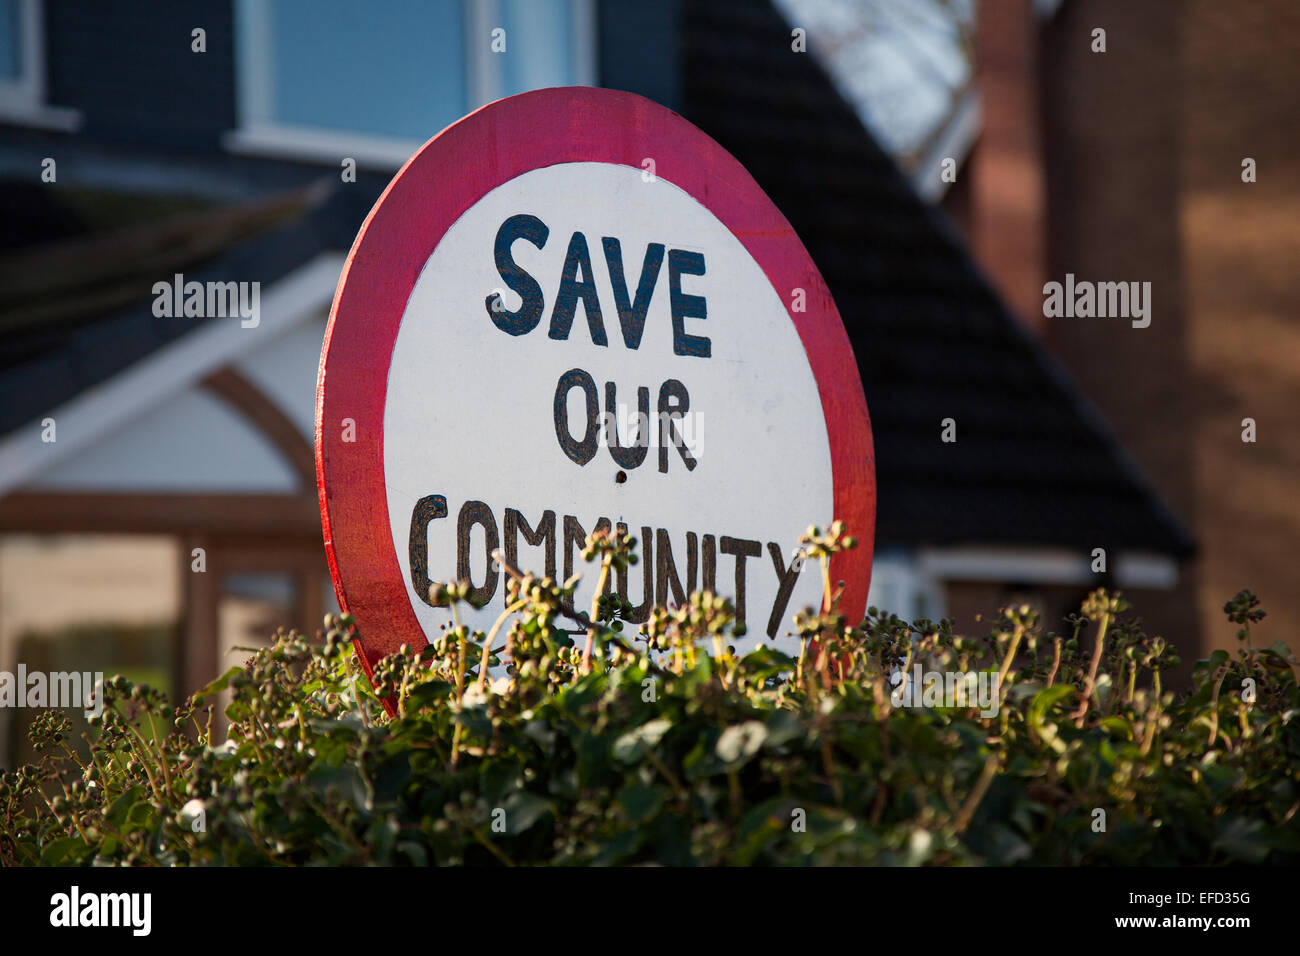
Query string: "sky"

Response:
xmin=773 ymin=0 xmax=975 ymax=169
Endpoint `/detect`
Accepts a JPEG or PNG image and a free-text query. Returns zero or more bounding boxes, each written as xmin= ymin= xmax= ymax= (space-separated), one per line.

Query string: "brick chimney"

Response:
xmin=968 ymin=0 xmax=1047 ymax=332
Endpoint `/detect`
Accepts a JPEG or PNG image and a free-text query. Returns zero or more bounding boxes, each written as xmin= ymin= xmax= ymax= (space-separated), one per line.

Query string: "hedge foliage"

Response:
xmin=3 ymin=524 xmax=1298 ymax=865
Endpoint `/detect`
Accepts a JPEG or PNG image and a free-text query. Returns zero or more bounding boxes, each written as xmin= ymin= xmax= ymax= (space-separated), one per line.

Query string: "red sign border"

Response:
xmin=316 ymin=86 xmax=875 ymax=680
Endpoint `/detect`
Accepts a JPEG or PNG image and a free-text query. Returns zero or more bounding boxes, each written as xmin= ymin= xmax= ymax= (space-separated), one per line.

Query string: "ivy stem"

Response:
xmin=454 ymin=626 xmax=469 ymax=700
xmin=143 ymin=710 xmax=177 ymax=801
xmin=451 ymin=624 xmax=470 ymax=768
xmin=85 ymin=737 xmax=119 ymax=800
xmin=1045 ymin=638 xmax=1062 ymax=688
xmin=113 ymin=706 xmax=166 ymax=803
xmin=1073 ymin=607 xmax=1113 ymax=728
xmin=479 ymin=600 xmax=527 ymax=690
xmin=954 ymin=753 xmax=1000 ymax=834
xmin=470 ymin=825 xmax=515 ymax=866
xmin=59 ymin=740 xmax=89 ymax=775
xmin=343 ymin=650 xmax=371 ymax=729
xmin=996 ymin=622 xmax=1025 ymax=691
xmin=819 ymin=555 xmax=832 ymax=614
xmin=35 ymin=786 xmax=77 ymax=840
xmin=582 ymin=557 xmax=612 ymax=674
xmin=1207 ymin=665 xmax=1229 ymax=747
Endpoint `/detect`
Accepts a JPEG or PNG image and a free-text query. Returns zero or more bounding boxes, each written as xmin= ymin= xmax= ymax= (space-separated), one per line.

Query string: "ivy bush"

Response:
xmin=2 ymin=524 xmax=1298 ymax=865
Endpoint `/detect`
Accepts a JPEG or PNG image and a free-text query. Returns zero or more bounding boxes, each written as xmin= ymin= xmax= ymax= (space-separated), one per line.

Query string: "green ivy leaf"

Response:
xmin=763 ymin=709 xmax=803 ymax=750
xmin=502 ymin=791 xmax=552 ymax=833
xmin=40 ymin=836 xmax=88 ymax=865
xmin=1098 ymin=716 xmax=1134 ymax=740
xmin=617 ymin=784 xmax=666 ymax=824
xmin=612 ymin=718 xmax=672 ymax=763
xmin=196 ymin=666 xmax=244 ymax=698
xmin=105 ymin=786 xmax=144 ymax=828
xmin=716 ymin=721 xmax=767 ymax=764
xmin=1214 ymin=817 xmax=1274 ymax=863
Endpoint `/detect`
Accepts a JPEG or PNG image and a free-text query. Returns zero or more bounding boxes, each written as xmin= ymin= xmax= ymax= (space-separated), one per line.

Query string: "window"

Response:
xmin=471 ymin=0 xmax=595 ymax=103
xmin=0 ymin=0 xmax=21 ymax=83
xmin=0 ymin=0 xmax=79 ymax=129
xmin=867 ymin=550 xmax=945 ymax=624
xmin=229 ymin=0 xmax=595 ymax=168
xmin=772 ymin=0 xmax=975 ymax=200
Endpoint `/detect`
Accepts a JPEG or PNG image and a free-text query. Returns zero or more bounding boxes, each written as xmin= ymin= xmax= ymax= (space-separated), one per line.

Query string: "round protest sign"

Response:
xmin=317 ymin=87 xmax=874 ymax=676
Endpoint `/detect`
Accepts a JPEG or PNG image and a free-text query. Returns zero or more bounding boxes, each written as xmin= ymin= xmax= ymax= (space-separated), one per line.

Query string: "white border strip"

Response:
xmin=912 ymin=88 xmax=981 ymax=203
xmin=0 ymin=253 xmax=344 ymax=497
xmin=1115 ymin=553 xmax=1180 ymax=590
xmin=0 ymin=0 xmax=82 ymax=130
xmin=223 ymin=124 xmax=421 ymax=171
xmin=917 ymin=545 xmax=1179 ymax=590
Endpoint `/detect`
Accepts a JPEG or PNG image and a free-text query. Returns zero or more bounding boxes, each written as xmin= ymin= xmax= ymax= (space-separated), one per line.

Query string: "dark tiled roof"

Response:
xmin=680 ymin=0 xmax=1194 ymax=556
xmin=0 ymin=0 xmax=1193 ymax=558
xmin=0 ymin=181 xmax=379 ymax=436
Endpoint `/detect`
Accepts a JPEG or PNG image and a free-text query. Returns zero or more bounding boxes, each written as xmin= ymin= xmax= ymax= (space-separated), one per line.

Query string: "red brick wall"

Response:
xmin=968 ymin=0 xmax=1300 ymax=668
xmin=1179 ymin=0 xmax=1300 ymax=659
xmin=970 ymin=0 xmax=1047 ymax=330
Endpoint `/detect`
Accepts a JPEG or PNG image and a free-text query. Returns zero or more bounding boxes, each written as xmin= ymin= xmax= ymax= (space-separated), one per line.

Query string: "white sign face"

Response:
xmin=384 ymin=162 xmax=833 ymax=655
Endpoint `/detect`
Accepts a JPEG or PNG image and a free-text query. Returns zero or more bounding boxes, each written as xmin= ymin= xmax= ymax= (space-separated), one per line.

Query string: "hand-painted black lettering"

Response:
xmin=668 ymin=248 xmax=710 ymax=357
xmin=456 ymin=500 xmax=499 ymax=607
xmin=616 ymin=522 xmax=654 ymax=624
xmin=409 ymin=494 xmax=447 ymax=606
xmin=505 ymin=508 xmax=557 ymax=581
xmin=765 ymin=542 xmax=802 ymax=638
xmin=563 ymin=514 xmax=612 ymax=582
xmin=658 ymin=378 xmax=698 ymax=473
xmin=554 ymin=368 xmax=600 ymax=465
xmin=548 ymin=231 xmax=608 ymax=346
xmin=605 ymin=380 xmax=650 ymax=469
xmin=655 ymin=528 xmax=699 ymax=608
xmin=488 ymin=214 xmax=549 ymax=335
xmin=720 ymin=536 xmax=761 ymax=625
xmin=602 ymin=238 xmax=665 ymax=350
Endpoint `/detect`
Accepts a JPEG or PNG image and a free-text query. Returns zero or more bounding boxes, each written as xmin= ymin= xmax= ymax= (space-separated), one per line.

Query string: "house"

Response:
xmin=0 ymin=0 xmax=1194 ymax=764
xmin=937 ymin=0 xmax=1300 ymax=665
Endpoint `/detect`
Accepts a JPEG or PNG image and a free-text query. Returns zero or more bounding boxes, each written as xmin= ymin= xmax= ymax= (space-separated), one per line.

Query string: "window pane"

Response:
xmin=500 ymin=0 xmax=575 ymax=97
xmin=0 ymin=0 xmax=22 ymax=81
xmin=254 ymin=0 xmax=466 ymax=140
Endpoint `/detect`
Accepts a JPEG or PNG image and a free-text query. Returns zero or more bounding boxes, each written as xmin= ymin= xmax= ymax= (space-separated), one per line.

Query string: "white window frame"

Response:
xmin=916 ymin=545 xmax=1179 ymax=590
xmin=911 ymin=87 xmax=980 ymax=204
xmin=466 ymin=0 xmax=595 ymax=106
xmin=0 ymin=0 xmax=80 ymax=131
xmin=867 ymin=550 xmax=946 ymax=624
xmin=225 ymin=0 xmax=595 ymax=170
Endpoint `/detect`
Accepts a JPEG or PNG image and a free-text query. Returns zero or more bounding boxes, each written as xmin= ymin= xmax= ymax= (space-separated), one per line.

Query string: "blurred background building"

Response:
xmin=1 ymin=0 xmax=1294 ymax=765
